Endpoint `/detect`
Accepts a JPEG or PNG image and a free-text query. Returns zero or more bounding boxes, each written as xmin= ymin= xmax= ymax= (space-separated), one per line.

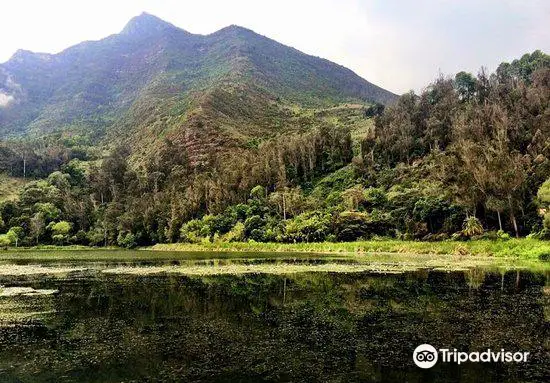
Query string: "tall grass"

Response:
xmin=149 ymin=239 xmax=550 ymax=259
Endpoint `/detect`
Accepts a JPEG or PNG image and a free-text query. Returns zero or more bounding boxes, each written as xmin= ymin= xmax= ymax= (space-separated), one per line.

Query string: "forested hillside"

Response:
xmin=0 ymin=38 xmax=548 ymax=246
xmin=0 ymin=13 xmax=395 ymax=168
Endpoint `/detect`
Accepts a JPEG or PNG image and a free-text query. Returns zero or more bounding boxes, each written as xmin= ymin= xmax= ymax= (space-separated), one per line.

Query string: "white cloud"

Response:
xmin=0 ymin=92 xmax=14 ymax=107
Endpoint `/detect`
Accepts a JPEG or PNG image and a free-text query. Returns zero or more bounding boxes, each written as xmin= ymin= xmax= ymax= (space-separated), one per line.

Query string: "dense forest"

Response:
xmin=0 ymin=50 xmax=549 ymax=247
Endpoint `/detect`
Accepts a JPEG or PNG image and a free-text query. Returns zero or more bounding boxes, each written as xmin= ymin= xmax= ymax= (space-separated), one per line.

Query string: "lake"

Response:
xmin=0 ymin=251 xmax=548 ymax=382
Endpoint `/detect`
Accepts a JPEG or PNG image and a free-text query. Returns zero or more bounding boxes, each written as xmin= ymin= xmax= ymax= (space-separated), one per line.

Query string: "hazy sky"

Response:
xmin=1 ymin=0 xmax=548 ymax=94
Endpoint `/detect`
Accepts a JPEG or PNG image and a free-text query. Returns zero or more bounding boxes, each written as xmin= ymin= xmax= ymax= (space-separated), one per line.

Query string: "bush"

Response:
xmin=496 ymin=230 xmax=511 ymax=240
xmin=117 ymin=232 xmax=137 ymax=248
xmin=544 ymin=213 xmax=550 ymax=230
xmin=231 ymin=204 xmax=250 ymax=222
xmin=477 ymin=230 xmax=511 ymax=241
xmin=244 ymin=215 xmax=264 ymax=236
xmin=335 ymin=210 xmax=393 ymax=241
xmin=221 ymin=222 xmax=245 ymax=242
xmin=462 ymin=216 xmax=484 ymax=237
xmin=363 ymin=187 xmax=387 ymax=209
xmin=284 ymin=211 xmax=331 ymax=242
xmin=210 ymin=213 xmax=236 ymax=235
xmin=335 ymin=211 xmax=369 ymax=241
xmin=72 ymin=230 xmax=89 ymax=245
xmin=0 ymin=234 xmax=11 ymax=247
xmin=87 ymin=227 xmax=106 ymax=246
xmin=249 ymin=228 xmax=266 ymax=242
xmin=180 ymin=219 xmax=209 ymax=243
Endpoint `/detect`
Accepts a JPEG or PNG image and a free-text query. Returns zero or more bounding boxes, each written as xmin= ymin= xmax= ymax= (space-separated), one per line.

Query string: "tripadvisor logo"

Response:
xmin=413 ymin=344 xmax=438 ymax=368
xmin=413 ymin=344 xmax=530 ymax=369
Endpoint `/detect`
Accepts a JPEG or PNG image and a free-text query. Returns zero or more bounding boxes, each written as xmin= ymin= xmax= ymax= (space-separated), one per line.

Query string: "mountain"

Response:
xmin=0 ymin=13 xmax=396 ymax=164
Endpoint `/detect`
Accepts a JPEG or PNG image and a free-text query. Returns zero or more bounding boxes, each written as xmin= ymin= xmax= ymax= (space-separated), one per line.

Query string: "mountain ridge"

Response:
xmin=0 ymin=13 xmax=397 ymax=166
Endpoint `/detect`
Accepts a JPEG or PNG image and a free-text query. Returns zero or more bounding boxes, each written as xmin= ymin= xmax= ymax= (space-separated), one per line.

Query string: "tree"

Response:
xmin=454 ymin=71 xmax=477 ymax=101
xmin=341 ymin=185 xmax=366 ymax=211
xmin=48 ymin=221 xmax=72 ymax=244
xmin=283 ymin=211 xmax=331 ymax=242
xmin=6 ymin=226 xmax=23 ymax=247
xmin=537 ymin=179 xmax=550 ymax=230
xmin=29 ymin=212 xmax=46 ymax=244
xmin=462 ymin=216 xmax=483 ymax=237
xmin=0 ymin=234 xmax=11 ymax=247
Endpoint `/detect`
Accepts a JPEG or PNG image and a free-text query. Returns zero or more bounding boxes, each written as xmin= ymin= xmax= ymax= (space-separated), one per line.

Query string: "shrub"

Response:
xmin=0 ymin=234 xmax=11 ymax=247
xmin=244 ymin=215 xmax=264 ymax=237
xmin=87 ymin=227 xmax=106 ymax=246
xmin=117 ymin=232 xmax=137 ymax=248
xmin=335 ymin=210 xmax=393 ymax=241
xmin=221 ymin=222 xmax=245 ymax=242
xmin=249 ymin=228 xmax=266 ymax=242
xmin=335 ymin=211 xmax=370 ymax=241
xmin=210 ymin=213 xmax=236 ymax=235
xmin=284 ymin=211 xmax=331 ymax=242
xmin=180 ymin=219 xmax=210 ymax=243
xmin=496 ymin=229 xmax=511 ymax=240
xmin=363 ymin=187 xmax=387 ymax=209
xmin=250 ymin=185 xmax=266 ymax=200
xmin=462 ymin=216 xmax=483 ymax=237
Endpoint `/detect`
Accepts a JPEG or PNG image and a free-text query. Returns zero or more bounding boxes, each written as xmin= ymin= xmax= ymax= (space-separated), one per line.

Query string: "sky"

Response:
xmin=1 ymin=0 xmax=548 ymax=94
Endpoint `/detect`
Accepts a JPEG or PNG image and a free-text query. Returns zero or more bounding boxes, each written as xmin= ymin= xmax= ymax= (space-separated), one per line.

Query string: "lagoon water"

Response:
xmin=0 ymin=252 xmax=548 ymax=382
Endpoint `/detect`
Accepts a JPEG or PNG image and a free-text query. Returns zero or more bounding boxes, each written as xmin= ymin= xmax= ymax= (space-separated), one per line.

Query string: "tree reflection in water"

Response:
xmin=0 ymin=267 xmax=547 ymax=382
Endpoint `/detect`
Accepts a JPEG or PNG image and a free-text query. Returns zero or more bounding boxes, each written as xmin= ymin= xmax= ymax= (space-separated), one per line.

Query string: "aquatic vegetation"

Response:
xmin=0 ymin=287 xmax=57 ymax=297
xmin=0 ymin=265 xmax=86 ymax=275
xmin=150 ymin=238 xmax=550 ymax=260
xmin=101 ymin=263 xmax=424 ymax=276
xmin=0 ymin=265 xmax=547 ymax=382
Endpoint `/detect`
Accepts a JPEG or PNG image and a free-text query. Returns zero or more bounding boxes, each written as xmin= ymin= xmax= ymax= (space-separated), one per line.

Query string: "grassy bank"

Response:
xmin=149 ymin=239 xmax=550 ymax=259
xmin=2 ymin=239 xmax=550 ymax=261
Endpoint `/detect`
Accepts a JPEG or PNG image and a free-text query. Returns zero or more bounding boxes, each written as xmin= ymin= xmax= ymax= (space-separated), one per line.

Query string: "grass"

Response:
xmin=149 ymin=238 xmax=550 ymax=259
xmin=0 ymin=252 xmax=546 ymax=274
xmin=0 ymin=239 xmax=548 ymax=273
xmin=0 ymin=174 xmax=28 ymax=202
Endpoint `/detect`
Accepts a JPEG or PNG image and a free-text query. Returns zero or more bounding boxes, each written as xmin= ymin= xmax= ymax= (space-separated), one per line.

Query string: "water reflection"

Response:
xmin=0 ymin=260 xmax=547 ymax=382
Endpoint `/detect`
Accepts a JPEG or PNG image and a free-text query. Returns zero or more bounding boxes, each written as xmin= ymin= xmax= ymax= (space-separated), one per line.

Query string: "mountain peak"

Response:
xmin=121 ymin=12 xmax=182 ymax=37
xmin=1 ymin=13 xmax=397 ymax=139
xmin=6 ymin=49 xmax=52 ymax=64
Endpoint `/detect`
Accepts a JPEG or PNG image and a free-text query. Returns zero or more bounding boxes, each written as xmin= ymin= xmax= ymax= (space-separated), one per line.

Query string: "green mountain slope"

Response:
xmin=0 ymin=12 xmax=396 ymax=156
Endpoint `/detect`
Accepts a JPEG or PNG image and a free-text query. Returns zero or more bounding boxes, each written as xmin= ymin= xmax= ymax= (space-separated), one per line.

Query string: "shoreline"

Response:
xmin=147 ymin=239 xmax=550 ymax=259
xmin=2 ymin=239 xmax=549 ymax=261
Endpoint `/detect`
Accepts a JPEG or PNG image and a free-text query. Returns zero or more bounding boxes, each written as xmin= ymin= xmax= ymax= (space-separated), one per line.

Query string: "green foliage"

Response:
xmin=335 ymin=211 xmax=370 ymax=241
xmin=86 ymin=227 xmax=106 ymax=247
xmin=46 ymin=221 xmax=72 ymax=245
xmin=244 ymin=215 xmax=265 ymax=241
xmin=0 ymin=234 xmax=10 ymax=247
xmin=335 ymin=211 xmax=392 ymax=241
xmin=537 ymin=178 xmax=550 ymax=208
xmin=496 ymin=230 xmax=511 ymax=241
xmin=535 ymin=179 xmax=550 ymax=232
xmin=363 ymin=187 xmax=387 ymax=209
xmin=117 ymin=232 xmax=137 ymax=249
xmin=49 ymin=221 xmax=72 ymax=236
xmin=221 ymin=222 xmax=245 ymax=242
xmin=496 ymin=50 xmax=550 ymax=83
xmin=35 ymin=203 xmax=60 ymax=221
xmin=284 ymin=211 xmax=332 ymax=242
xmin=250 ymin=185 xmax=266 ymax=200
xmin=2 ymin=227 xmax=23 ymax=247
xmin=462 ymin=217 xmax=484 ymax=238
xmin=454 ymin=71 xmax=477 ymax=101
xmin=180 ymin=218 xmax=212 ymax=244
xmin=153 ymin=238 xmax=550 ymax=261
xmin=0 ymin=50 xmax=548 ymax=247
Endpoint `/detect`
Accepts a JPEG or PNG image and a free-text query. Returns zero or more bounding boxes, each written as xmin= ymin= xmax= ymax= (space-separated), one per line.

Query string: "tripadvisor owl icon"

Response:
xmin=413 ymin=344 xmax=438 ymax=368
